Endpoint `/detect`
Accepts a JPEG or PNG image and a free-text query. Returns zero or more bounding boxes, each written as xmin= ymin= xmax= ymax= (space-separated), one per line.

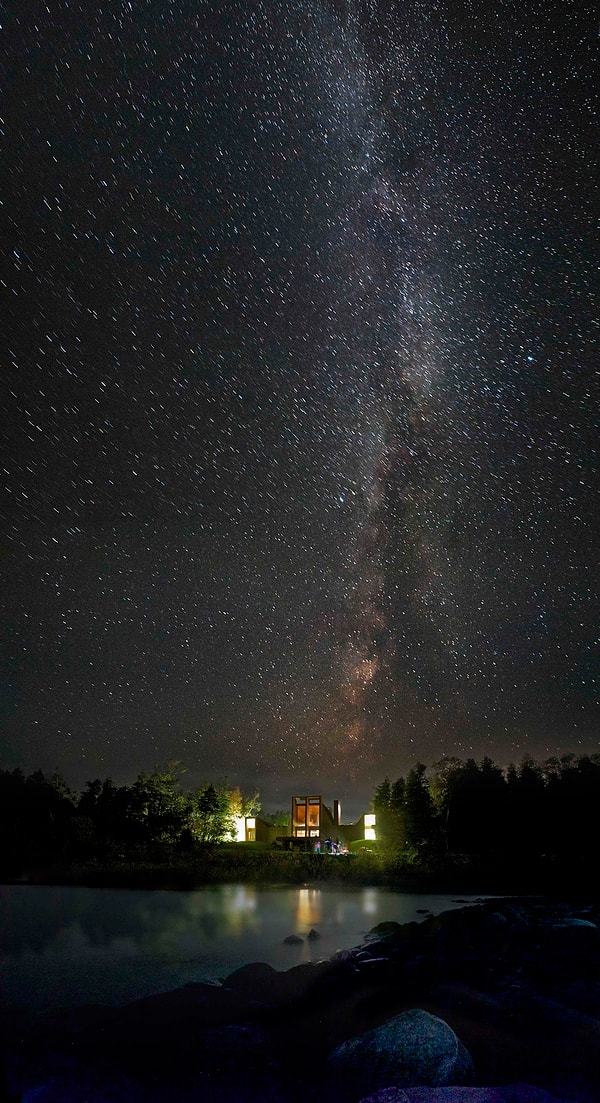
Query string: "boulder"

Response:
xmin=326 ymin=1008 xmax=473 ymax=1101
xmin=222 ymin=961 xmax=279 ymax=1001
xmin=552 ymin=918 xmax=597 ymax=929
xmin=358 ymin=1086 xmax=570 ymax=1102
xmin=368 ymin=921 xmax=404 ymax=938
xmin=271 ymin=959 xmax=337 ymax=1004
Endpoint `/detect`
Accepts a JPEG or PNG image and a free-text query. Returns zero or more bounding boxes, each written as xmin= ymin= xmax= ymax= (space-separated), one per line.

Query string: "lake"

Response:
xmin=0 ymin=883 xmax=487 ymax=1017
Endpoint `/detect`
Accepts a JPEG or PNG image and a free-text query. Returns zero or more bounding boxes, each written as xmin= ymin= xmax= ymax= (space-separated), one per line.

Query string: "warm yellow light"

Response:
xmin=246 ymin=817 xmax=255 ymax=829
xmin=296 ymin=887 xmax=321 ymax=927
xmin=364 ymin=813 xmax=376 ymax=841
xmin=234 ymin=816 xmax=246 ymax=842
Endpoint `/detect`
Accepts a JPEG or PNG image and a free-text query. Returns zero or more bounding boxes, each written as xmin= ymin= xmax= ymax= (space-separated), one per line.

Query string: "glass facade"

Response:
xmin=292 ymin=796 xmax=322 ymax=837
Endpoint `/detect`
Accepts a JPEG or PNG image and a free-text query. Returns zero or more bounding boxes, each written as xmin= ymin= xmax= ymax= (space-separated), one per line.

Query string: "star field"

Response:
xmin=1 ymin=0 xmax=597 ymax=817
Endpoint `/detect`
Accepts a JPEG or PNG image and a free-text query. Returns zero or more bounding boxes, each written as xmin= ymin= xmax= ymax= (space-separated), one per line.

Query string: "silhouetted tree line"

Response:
xmin=0 ymin=761 xmax=260 ymax=875
xmin=373 ymin=754 xmax=600 ymax=860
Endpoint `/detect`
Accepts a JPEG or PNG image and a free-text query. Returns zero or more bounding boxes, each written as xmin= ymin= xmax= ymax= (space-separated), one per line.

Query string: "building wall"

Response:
xmin=234 ymin=816 xmax=281 ymax=844
xmin=341 ymin=812 xmax=377 ymax=843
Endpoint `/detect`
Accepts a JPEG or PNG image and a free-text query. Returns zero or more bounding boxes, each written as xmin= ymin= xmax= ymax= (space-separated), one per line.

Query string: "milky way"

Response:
xmin=1 ymin=0 xmax=597 ymax=816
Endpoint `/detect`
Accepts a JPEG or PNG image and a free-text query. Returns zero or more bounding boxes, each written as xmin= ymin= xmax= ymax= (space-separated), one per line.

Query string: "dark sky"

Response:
xmin=1 ymin=0 xmax=597 ymax=820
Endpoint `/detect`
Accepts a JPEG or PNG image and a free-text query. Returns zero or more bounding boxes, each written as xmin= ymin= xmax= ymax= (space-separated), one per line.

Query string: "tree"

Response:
xmin=373 ymin=777 xmax=395 ymax=839
xmin=544 ymin=754 xmax=600 ymax=857
xmin=193 ymin=784 xmax=233 ymax=844
xmin=428 ymin=757 xmax=463 ymax=853
xmin=403 ymin=763 xmax=434 ymax=850
xmin=78 ymin=777 xmax=137 ymax=848
xmin=387 ymin=777 xmax=406 ymax=845
xmin=129 ymin=761 xmax=191 ymax=845
xmin=49 ymin=770 xmax=77 ymax=805
xmin=227 ymin=784 xmax=261 ymax=819
xmin=504 ymin=755 xmax=547 ymax=855
xmin=262 ymin=810 xmax=290 ymax=828
xmin=0 ymin=768 xmax=77 ymax=865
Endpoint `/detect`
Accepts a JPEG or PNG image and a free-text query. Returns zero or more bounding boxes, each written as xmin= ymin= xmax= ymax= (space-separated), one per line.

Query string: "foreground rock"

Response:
xmin=358 ymin=1090 xmax=567 ymax=1102
xmin=4 ymin=897 xmax=600 ymax=1103
xmin=326 ymin=1009 xmax=474 ymax=1099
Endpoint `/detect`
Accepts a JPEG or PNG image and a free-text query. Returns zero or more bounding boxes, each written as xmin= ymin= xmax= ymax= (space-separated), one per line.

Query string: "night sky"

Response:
xmin=1 ymin=0 xmax=597 ymax=820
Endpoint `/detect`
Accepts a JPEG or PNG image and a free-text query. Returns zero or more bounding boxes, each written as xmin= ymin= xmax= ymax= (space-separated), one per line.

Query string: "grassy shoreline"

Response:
xmin=3 ymin=842 xmax=597 ymax=898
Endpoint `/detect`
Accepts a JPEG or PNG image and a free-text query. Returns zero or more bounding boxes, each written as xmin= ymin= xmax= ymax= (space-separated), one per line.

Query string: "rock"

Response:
xmin=326 ymin=1008 xmax=473 ymax=1101
xmin=357 ymin=1091 xmax=412 ymax=1103
xmin=222 ymin=961 xmax=279 ymax=1000
xmin=487 ymin=911 xmax=509 ymax=926
xmin=552 ymin=918 xmax=597 ymax=929
xmin=368 ymin=921 xmax=404 ymax=938
xmin=330 ymin=947 xmax=361 ymax=965
xmin=359 ymin=939 xmax=396 ymax=959
xmin=271 ymin=959 xmax=336 ymax=1005
xmin=564 ymin=978 xmax=600 ymax=1016
xmin=358 ymin=1086 xmax=570 ymax=1102
xmin=307 ymin=927 xmax=320 ymax=940
xmin=544 ymin=918 xmax=600 ymax=972
xmin=283 ymin=933 xmax=303 ymax=944
xmin=199 ymin=1021 xmax=283 ymax=1097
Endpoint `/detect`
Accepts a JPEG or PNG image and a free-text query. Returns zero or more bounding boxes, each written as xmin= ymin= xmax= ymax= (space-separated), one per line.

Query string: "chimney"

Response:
xmin=333 ymin=799 xmax=341 ymax=827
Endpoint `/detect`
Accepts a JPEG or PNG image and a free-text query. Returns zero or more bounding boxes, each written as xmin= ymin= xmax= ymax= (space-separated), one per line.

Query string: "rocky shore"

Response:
xmin=4 ymin=897 xmax=600 ymax=1102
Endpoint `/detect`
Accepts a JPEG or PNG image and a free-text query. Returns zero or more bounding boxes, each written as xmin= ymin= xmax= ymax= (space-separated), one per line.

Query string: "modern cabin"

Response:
xmin=283 ymin=794 xmax=376 ymax=850
xmin=234 ymin=793 xmax=376 ymax=848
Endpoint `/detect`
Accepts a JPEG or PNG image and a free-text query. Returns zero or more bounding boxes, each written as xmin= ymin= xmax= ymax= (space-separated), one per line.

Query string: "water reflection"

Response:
xmin=228 ymin=884 xmax=258 ymax=913
xmin=296 ymin=887 xmax=322 ymax=929
xmin=362 ymin=887 xmax=379 ymax=917
xmin=0 ymin=884 xmax=487 ymax=1016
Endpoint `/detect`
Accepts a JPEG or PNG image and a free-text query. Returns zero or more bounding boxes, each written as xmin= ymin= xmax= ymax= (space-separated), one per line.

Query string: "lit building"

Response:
xmin=233 ymin=793 xmax=376 ymax=848
xmin=288 ymin=794 xmax=376 ymax=849
xmin=234 ymin=816 xmax=281 ymax=844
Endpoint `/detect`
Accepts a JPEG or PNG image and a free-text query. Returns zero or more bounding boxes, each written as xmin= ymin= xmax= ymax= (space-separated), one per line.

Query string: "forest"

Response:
xmin=1 ymin=753 xmax=599 ymax=887
xmin=0 ymin=762 xmax=263 ymax=877
xmin=373 ymin=753 xmax=600 ymax=862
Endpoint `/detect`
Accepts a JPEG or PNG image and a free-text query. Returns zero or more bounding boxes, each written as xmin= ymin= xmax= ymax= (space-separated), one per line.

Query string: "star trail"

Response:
xmin=1 ymin=0 xmax=597 ymax=817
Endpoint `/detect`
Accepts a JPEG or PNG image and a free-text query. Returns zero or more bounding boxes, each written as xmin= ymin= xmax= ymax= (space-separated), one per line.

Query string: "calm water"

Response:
xmin=0 ymin=884 xmax=486 ymax=1016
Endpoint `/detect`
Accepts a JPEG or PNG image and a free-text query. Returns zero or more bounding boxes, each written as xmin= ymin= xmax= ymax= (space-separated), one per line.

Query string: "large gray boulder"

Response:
xmin=358 ymin=1086 xmax=571 ymax=1102
xmin=326 ymin=1008 xmax=473 ymax=1101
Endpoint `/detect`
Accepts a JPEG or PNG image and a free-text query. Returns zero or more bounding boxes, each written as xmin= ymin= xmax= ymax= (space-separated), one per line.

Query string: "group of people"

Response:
xmin=315 ymin=836 xmax=346 ymax=855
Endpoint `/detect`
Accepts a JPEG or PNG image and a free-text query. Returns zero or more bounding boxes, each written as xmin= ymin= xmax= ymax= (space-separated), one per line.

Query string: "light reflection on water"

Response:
xmin=0 ymin=883 xmax=486 ymax=1016
xmin=296 ymin=886 xmax=321 ymax=929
